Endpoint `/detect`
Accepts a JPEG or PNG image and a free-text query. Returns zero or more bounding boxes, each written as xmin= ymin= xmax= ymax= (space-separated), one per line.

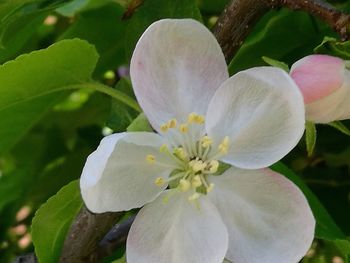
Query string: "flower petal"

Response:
xmin=130 ymin=19 xmax=228 ymax=131
xmin=290 ymin=55 xmax=345 ymax=104
xmin=206 ymin=67 xmax=305 ymax=169
xmin=127 ymin=190 xmax=228 ymax=263
xmin=80 ymin=132 xmax=175 ymax=213
xmin=208 ymin=167 xmax=315 ymax=263
xmin=304 ymin=71 xmax=350 ymax=123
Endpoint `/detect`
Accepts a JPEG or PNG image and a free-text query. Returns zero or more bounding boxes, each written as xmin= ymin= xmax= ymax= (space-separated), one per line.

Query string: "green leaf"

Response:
xmin=108 ymin=78 xmax=138 ymax=132
xmin=306 ymin=121 xmax=317 ymax=157
xmin=229 ymin=9 xmax=332 ymax=74
xmin=0 ymin=170 xmax=27 ymax=213
xmin=56 ymin=0 xmax=112 ymax=16
xmin=328 ymin=121 xmax=350 ymax=136
xmin=261 ymin=56 xmax=289 ymax=72
xmin=127 ymin=113 xmax=153 ymax=132
xmin=0 ymin=0 xmax=71 ymax=62
xmin=314 ymin=36 xmax=350 ymax=59
xmin=56 ymin=0 xmax=89 ymax=16
xmin=197 ymin=0 xmax=229 ymax=13
xmin=111 ymin=254 xmax=126 ymax=263
xmin=31 ymin=180 xmax=83 ymax=263
xmin=272 ymin=162 xmax=350 ymax=257
xmin=59 ymin=2 xmax=127 ymax=76
xmin=124 ymin=0 xmax=202 ymax=60
xmin=0 ymin=39 xmax=99 ymax=153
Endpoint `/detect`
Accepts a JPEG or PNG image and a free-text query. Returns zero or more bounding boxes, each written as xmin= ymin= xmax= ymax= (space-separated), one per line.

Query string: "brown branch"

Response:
xmin=213 ymin=0 xmax=350 ymax=62
xmin=12 ymin=254 xmax=37 ymax=263
xmin=94 ymin=215 xmax=136 ymax=260
xmin=213 ymin=0 xmax=272 ymax=62
xmin=281 ymin=0 xmax=350 ymax=40
xmin=59 ymin=206 xmax=123 ymax=263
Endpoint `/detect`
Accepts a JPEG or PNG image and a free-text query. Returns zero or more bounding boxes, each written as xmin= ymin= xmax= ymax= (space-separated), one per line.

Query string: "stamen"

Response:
xmin=179 ymin=179 xmax=191 ymax=192
xmin=194 ymin=115 xmax=205 ymax=124
xmin=187 ymin=112 xmax=197 ymax=123
xmin=167 ymin=119 xmax=177 ymax=129
xmin=218 ymin=136 xmax=230 ymax=154
xmin=160 ymin=123 xmax=169 ymax=133
xmin=154 ymin=114 xmax=226 ymax=200
xmin=208 ymin=160 xmax=219 ymax=173
xmin=146 ymin=154 xmax=156 ymax=164
xmin=187 ymin=112 xmax=205 ymax=124
xmin=198 ymin=175 xmax=215 ymax=193
xmin=174 ymin=147 xmax=188 ymax=161
xmin=158 ymin=145 xmax=186 ymax=168
xmin=191 ymin=175 xmax=202 ymax=188
xmin=207 ymin=183 xmax=215 ymax=193
xmin=201 ymin=136 xmax=213 ymax=148
xmin=179 ymin=123 xmax=189 ymax=133
xmin=155 ymin=172 xmax=187 ymax=188
xmin=189 ymin=159 xmax=206 ymax=172
xmin=154 ymin=177 xmax=165 ymax=186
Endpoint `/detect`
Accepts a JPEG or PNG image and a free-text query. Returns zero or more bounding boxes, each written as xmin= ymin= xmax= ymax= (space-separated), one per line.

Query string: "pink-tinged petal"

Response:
xmin=80 ymin=132 xmax=175 ymax=213
xmin=290 ymin=55 xmax=345 ymax=104
xmin=206 ymin=67 xmax=305 ymax=169
xmin=208 ymin=167 xmax=315 ymax=263
xmin=127 ymin=190 xmax=228 ymax=263
xmin=305 ymin=70 xmax=350 ymax=123
xmin=130 ymin=19 xmax=228 ymax=131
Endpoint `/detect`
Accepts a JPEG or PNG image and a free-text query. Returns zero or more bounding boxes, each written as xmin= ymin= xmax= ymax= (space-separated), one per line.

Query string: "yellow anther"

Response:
xmin=179 ymin=179 xmax=191 ymax=192
xmin=191 ymin=175 xmax=202 ymax=188
xmin=146 ymin=154 xmax=156 ymax=164
xmin=155 ymin=177 xmax=165 ymax=187
xmin=174 ymin=147 xmax=187 ymax=160
xmin=218 ymin=136 xmax=230 ymax=154
xmin=194 ymin=115 xmax=205 ymax=124
xmin=189 ymin=159 xmax=206 ymax=172
xmin=201 ymin=136 xmax=213 ymax=148
xmin=187 ymin=113 xmax=205 ymax=124
xmin=160 ymin=123 xmax=169 ymax=133
xmin=208 ymin=160 xmax=219 ymax=173
xmin=179 ymin=124 xmax=189 ymax=133
xmin=187 ymin=112 xmax=197 ymax=123
xmin=188 ymin=192 xmax=200 ymax=201
xmin=207 ymin=183 xmax=215 ymax=193
xmin=159 ymin=144 xmax=168 ymax=153
xmin=167 ymin=119 xmax=177 ymax=128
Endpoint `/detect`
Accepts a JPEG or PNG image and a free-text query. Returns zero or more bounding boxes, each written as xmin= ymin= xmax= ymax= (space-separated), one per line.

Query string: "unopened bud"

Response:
xmin=290 ymin=54 xmax=350 ymax=123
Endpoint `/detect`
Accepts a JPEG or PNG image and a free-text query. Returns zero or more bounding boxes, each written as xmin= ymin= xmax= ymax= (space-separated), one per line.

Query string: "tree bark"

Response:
xmin=213 ymin=0 xmax=350 ymax=62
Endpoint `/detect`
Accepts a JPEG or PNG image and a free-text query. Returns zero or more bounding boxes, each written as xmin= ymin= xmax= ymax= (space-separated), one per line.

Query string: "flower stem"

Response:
xmin=66 ymin=82 xmax=142 ymax=113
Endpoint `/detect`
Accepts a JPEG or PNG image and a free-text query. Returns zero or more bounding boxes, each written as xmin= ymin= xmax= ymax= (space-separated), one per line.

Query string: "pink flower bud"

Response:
xmin=290 ymin=54 xmax=350 ymax=123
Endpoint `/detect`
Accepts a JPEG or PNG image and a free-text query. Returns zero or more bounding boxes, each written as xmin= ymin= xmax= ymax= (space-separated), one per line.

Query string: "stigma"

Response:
xmin=146 ymin=112 xmax=231 ymax=202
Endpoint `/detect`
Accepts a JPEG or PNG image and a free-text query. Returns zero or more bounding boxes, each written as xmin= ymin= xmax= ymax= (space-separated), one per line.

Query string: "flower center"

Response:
xmin=145 ymin=112 xmax=230 ymax=202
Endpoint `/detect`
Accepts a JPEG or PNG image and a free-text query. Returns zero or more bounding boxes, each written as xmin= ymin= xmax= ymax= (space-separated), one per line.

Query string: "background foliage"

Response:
xmin=0 ymin=0 xmax=349 ymax=262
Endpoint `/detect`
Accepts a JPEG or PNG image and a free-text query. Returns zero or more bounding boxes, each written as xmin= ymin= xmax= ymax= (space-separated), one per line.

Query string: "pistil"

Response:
xmin=147 ymin=112 xmax=230 ymax=202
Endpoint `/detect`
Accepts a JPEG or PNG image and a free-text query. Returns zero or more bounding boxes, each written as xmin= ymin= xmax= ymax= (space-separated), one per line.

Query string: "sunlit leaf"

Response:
xmin=306 ymin=121 xmax=317 ymax=157
xmin=31 ymin=180 xmax=83 ymax=263
xmin=328 ymin=121 xmax=350 ymax=136
xmin=262 ymin=56 xmax=289 ymax=72
xmin=0 ymin=39 xmax=98 ymax=153
xmin=314 ymin=36 xmax=350 ymax=59
xmin=59 ymin=2 xmax=126 ymax=76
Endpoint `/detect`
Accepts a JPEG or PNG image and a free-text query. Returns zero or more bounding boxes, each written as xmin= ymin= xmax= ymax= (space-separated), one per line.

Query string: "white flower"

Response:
xmin=290 ymin=54 xmax=350 ymax=123
xmin=80 ymin=19 xmax=315 ymax=263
